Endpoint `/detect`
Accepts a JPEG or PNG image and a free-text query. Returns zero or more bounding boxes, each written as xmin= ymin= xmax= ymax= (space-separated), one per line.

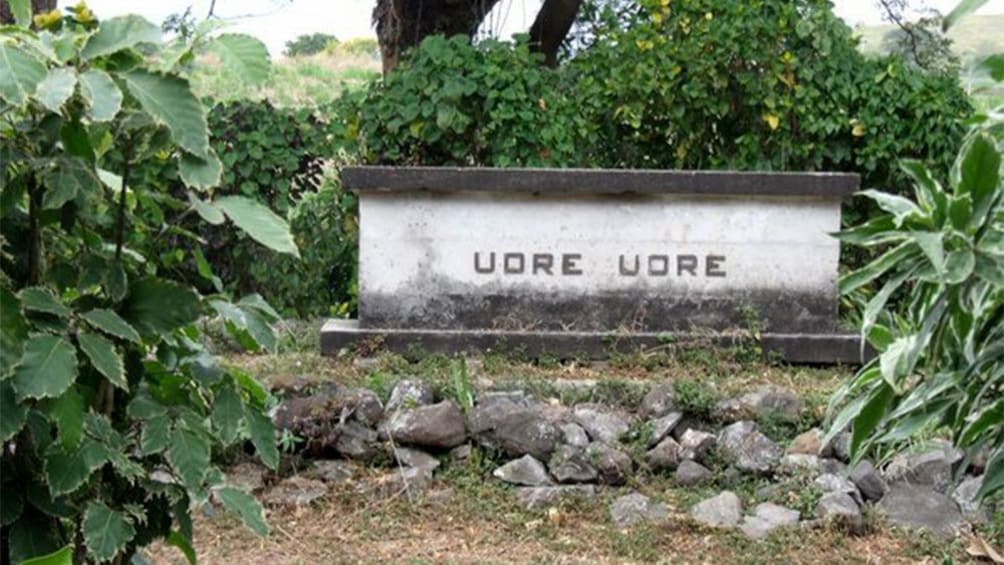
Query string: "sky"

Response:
xmin=66 ymin=0 xmax=1004 ymax=57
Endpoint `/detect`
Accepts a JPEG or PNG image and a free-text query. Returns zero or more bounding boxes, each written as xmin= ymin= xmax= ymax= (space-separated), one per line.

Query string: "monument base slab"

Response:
xmin=321 ymin=319 xmax=869 ymax=365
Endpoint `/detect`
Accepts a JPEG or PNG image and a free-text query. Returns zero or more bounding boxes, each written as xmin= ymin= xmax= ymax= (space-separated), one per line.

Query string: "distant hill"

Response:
xmin=854 ymin=14 xmax=1004 ymax=64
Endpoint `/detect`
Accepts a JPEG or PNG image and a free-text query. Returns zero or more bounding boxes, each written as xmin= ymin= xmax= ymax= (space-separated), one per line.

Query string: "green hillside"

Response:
xmin=854 ymin=14 xmax=1004 ymax=63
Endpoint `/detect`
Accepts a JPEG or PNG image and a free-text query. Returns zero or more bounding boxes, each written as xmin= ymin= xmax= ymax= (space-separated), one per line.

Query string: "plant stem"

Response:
xmin=26 ymin=174 xmax=42 ymax=286
xmin=114 ymin=138 xmax=134 ymax=262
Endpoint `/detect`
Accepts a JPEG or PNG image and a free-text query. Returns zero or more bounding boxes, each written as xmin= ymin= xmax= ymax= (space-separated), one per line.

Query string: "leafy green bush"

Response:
xmin=825 ymin=125 xmax=1002 ymax=500
xmin=284 ymin=32 xmax=338 ymax=57
xmin=0 ymin=7 xmax=292 ymax=562
xmin=353 ymin=35 xmax=589 ymax=166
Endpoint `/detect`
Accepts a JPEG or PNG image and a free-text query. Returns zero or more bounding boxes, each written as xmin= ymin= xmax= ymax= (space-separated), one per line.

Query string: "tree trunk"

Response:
xmin=528 ymin=0 xmax=582 ymax=67
xmin=0 ymin=0 xmax=57 ymax=24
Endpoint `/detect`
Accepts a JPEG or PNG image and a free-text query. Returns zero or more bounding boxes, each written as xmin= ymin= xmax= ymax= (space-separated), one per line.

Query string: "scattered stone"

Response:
xmin=645 ymin=437 xmax=681 ymax=472
xmin=647 ymin=411 xmax=683 ymax=447
xmin=559 ymin=422 xmax=591 ymax=448
xmin=814 ymin=473 xmax=863 ymax=505
xmin=345 ymin=388 xmax=384 ymax=427
xmin=755 ymin=483 xmax=784 ymax=500
xmin=720 ymin=466 xmax=743 ymax=487
xmin=549 ymin=445 xmax=598 ymax=483
xmin=381 ymin=400 xmax=467 ymax=449
xmin=385 ymin=379 xmax=435 ymax=413
xmin=469 ymin=399 xmax=561 ymax=459
xmin=449 ymin=444 xmax=472 ymax=461
xmin=740 ymin=503 xmax=800 ymax=539
xmin=819 ymin=458 xmax=847 ymax=475
xmin=884 ymin=441 xmax=963 ymax=492
xmin=640 ymin=382 xmax=677 ymax=418
xmin=588 ymin=442 xmax=633 ymax=486
xmin=306 ymin=459 xmax=357 ymax=484
xmin=610 ymin=492 xmax=668 ymax=528
xmin=678 ymin=429 xmax=716 ymax=461
xmin=393 ymin=447 xmax=441 ymax=472
xmin=879 ymin=483 xmax=963 ymax=537
xmin=829 ymin=432 xmax=852 ymax=463
xmin=670 ymin=416 xmax=703 ymax=442
xmin=848 ymin=460 xmax=886 ymax=502
xmin=573 ymin=404 xmax=633 ymax=443
xmin=225 ymin=462 xmax=266 ymax=492
xmin=493 ymin=455 xmax=554 ymax=486
xmin=377 ymin=466 xmax=433 ymax=498
xmin=717 ymin=421 xmax=782 ymax=473
xmin=690 ymin=491 xmax=743 ymax=528
xmin=814 ymin=491 xmax=862 ymax=531
xmin=479 ymin=390 xmax=529 ymax=406
xmin=952 ymin=475 xmax=988 ymax=523
xmin=777 ymin=454 xmax=822 ymax=475
xmin=714 ymin=385 xmax=803 ymax=423
xmin=787 ymin=429 xmax=823 ymax=456
xmin=335 ymin=421 xmax=381 ymax=461
xmin=515 ymin=485 xmax=597 ymax=510
xmin=675 ymin=460 xmax=713 ymax=486
xmin=262 ymin=476 xmax=327 ymax=507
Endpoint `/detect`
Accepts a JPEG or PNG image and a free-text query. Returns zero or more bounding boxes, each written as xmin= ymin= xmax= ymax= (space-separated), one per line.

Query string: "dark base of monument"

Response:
xmin=321 ymin=320 xmax=870 ymax=365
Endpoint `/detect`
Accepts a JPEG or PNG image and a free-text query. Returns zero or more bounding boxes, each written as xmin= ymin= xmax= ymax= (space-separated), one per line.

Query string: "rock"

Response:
xmin=647 ymin=411 xmax=683 ymax=447
xmin=262 ymin=476 xmax=327 ymax=507
xmin=305 ymin=459 xmax=357 ymax=484
xmin=346 ymin=388 xmax=384 ymax=427
xmin=740 ymin=503 xmax=800 ymax=539
xmin=678 ymin=429 xmax=716 ymax=461
xmin=814 ymin=473 xmax=863 ymax=505
xmin=777 ymin=454 xmax=822 ymax=475
xmin=493 ymin=455 xmax=554 ymax=486
xmin=690 ymin=491 xmax=743 ymax=528
xmin=393 ymin=447 xmax=441 ymax=472
xmin=814 ymin=491 xmax=862 ymax=531
xmin=884 ymin=441 xmax=963 ymax=492
xmin=879 ymin=483 xmax=963 ymax=537
xmin=610 ymin=492 xmax=668 ymax=528
xmin=269 ymin=391 xmax=344 ymax=453
xmin=469 ymin=399 xmax=561 ymax=459
xmin=588 ymin=442 xmax=633 ymax=486
xmin=675 ymin=460 xmax=713 ymax=486
xmin=720 ymin=466 xmax=743 ymax=487
xmin=646 ymin=437 xmax=681 ymax=472
xmin=714 ymin=385 xmax=803 ymax=423
xmin=952 ymin=475 xmax=988 ymax=523
xmin=848 ymin=460 xmax=886 ymax=502
xmin=717 ymin=421 xmax=782 ymax=473
xmin=449 ymin=444 xmax=472 ymax=461
xmin=829 ymin=432 xmax=852 ymax=462
xmin=549 ymin=445 xmax=598 ymax=483
xmin=381 ymin=401 xmax=467 ymax=449
xmin=640 ymin=382 xmax=677 ymax=418
xmin=787 ymin=429 xmax=823 ymax=456
xmin=479 ymin=390 xmax=529 ymax=405
xmin=515 ymin=485 xmax=597 ymax=510
xmin=819 ymin=458 xmax=848 ymax=475
xmin=573 ymin=404 xmax=633 ymax=443
xmin=225 ymin=462 xmax=266 ymax=492
xmin=559 ymin=422 xmax=591 ymax=448
xmin=386 ymin=379 xmax=435 ymax=412
xmin=335 ymin=421 xmax=381 ymax=461
xmin=376 ymin=466 xmax=433 ymax=498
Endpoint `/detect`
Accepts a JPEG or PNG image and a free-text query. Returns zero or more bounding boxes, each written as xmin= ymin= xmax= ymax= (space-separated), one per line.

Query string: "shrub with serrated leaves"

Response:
xmin=0 ymin=4 xmax=292 ymax=562
xmin=825 ymin=122 xmax=1003 ymax=500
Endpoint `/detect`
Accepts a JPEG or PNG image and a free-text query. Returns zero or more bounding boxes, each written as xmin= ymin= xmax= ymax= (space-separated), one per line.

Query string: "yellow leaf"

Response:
xmin=538 ymin=98 xmax=547 ymax=111
xmin=705 ymin=12 xmax=713 ymax=20
xmin=33 ymin=9 xmax=62 ymax=29
xmin=763 ymin=114 xmax=780 ymax=131
xmin=852 ymin=123 xmax=865 ymax=137
xmin=653 ymin=12 xmax=663 ymax=24
xmin=660 ymin=0 xmax=670 ymax=7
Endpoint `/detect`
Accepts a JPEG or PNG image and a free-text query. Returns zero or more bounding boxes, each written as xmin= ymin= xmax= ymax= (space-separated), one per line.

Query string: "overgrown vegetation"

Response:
xmin=0 ymin=6 xmax=296 ymax=562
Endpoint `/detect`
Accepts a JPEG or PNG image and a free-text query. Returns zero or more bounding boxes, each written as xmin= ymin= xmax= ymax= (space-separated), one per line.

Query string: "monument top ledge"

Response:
xmin=341 ymin=166 xmax=860 ymax=197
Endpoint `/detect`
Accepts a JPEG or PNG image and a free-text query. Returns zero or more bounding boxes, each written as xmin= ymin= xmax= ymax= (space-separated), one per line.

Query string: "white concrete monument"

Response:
xmin=322 ymin=168 xmax=863 ymax=363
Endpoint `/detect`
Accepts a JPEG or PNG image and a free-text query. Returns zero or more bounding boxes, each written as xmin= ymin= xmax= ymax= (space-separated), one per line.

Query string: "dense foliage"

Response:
xmin=284 ymin=32 xmax=337 ymax=57
xmin=826 ymin=122 xmax=1003 ymax=499
xmin=0 ymin=6 xmax=293 ymax=562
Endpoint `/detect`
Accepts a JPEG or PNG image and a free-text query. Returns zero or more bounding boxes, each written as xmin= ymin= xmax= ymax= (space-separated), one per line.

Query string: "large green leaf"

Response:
xmin=207 ymin=34 xmax=271 ymax=85
xmin=179 ymin=148 xmax=222 ymax=190
xmin=0 ymin=381 xmax=27 ymax=441
xmin=210 ymin=299 xmax=276 ymax=353
xmin=911 ymin=231 xmax=944 ymax=272
xmin=8 ymin=512 xmax=63 ymax=565
xmin=9 ymin=0 xmax=31 ymax=27
xmin=165 ymin=531 xmax=196 ymax=565
xmin=19 ymin=286 xmax=71 ymax=317
xmin=122 ymin=278 xmax=201 ymax=337
xmin=79 ymin=69 xmax=123 ymax=122
xmin=140 ymin=413 xmax=171 ymax=455
xmin=167 ymin=425 xmax=210 ymax=490
xmin=12 ymin=336 xmax=78 ymax=401
xmin=41 ymin=156 xmax=103 ymax=210
xmin=120 ymin=69 xmax=210 ymax=158
xmin=850 ymin=383 xmax=893 ymax=456
xmin=858 ymin=189 xmax=924 ymax=227
xmin=1 ymin=288 xmax=29 ymax=378
xmin=187 ymin=192 xmax=225 ymax=225
xmin=215 ymin=196 xmax=300 ymax=258
xmin=212 ymin=385 xmax=243 ymax=445
xmin=839 ymin=242 xmax=917 ymax=295
xmin=943 ymin=0 xmax=990 ymax=30
xmin=82 ymin=502 xmax=136 ymax=563
xmin=216 ymin=487 xmax=269 ymax=537
xmin=943 ymin=249 xmax=975 ymax=284
xmin=78 ymin=332 xmax=127 ymax=390
xmin=80 ymin=309 xmax=141 ymax=343
xmin=18 ymin=545 xmax=73 ymax=565
xmin=0 ymin=43 xmax=47 ymax=106
xmin=957 ymin=134 xmax=1000 ymax=226
xmin=975 ymin=450 xmax=1003 ymax=499
xmin=44 ymin=440 xmax=108 ymax=496
xmin=245 ymin=406 xmax=278 ymax=470
xmin=34 ymin=68 xmax=77 ymax=113
xmin=48 ymin=388 xmax=85 ymax=450
xmin=81 ymin=14 xmax=162 ymax=60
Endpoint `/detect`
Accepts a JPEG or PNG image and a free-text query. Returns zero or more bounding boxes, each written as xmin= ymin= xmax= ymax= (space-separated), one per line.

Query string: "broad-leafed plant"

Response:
xmin=1 ymin=3 xmax=296 ymax=563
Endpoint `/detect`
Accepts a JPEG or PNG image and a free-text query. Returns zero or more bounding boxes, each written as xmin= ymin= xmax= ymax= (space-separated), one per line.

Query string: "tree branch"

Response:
xmin=114 ymin=138 xmax=134 ymax=262
xmin=529 ymin=0 xmax=582 ymax=67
